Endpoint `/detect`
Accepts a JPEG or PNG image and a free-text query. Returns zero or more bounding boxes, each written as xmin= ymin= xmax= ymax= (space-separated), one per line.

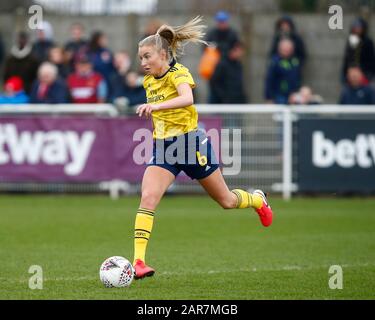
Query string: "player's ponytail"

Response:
xmin=139 ymin=16 xmax=207 ymax=60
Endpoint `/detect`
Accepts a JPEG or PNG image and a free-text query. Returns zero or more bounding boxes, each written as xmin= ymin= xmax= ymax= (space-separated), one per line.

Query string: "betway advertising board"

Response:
xmin=297 ymin=119 xmax=375 ymax=192
xmin=0 ymin=117 xmax=221 ymax=183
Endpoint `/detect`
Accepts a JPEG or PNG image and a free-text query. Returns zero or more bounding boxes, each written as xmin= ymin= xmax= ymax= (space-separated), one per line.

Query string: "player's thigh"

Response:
xmin=198 ymin=168 xmax=235 ymax=208
xmin=140 ymin=165 xmax=176 ymax=209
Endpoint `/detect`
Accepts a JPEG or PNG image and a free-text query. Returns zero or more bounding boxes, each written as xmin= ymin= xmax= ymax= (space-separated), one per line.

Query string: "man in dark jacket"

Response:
xmin=205 ymin=11 xmax=240 ymax=103
xmin=32 ymin=21 xmax=55 ymax=63
xmin=210 ymin=42 xmax=247 ymax=104
xmin=86 ymin=31 xmax=116 ymax=98
xmin=30 ymin=62 xmax=69 ymax=104
xmin=269 ymin=15 xmax=306 ymax=67
xmin=111 ymin=71 xmax=146 ymax=107
xmin=64 ymin=23 xmax=88 ymax=69
xmin=342 ymin=18 xmax=375 ymax=83
xmin=265 ymin=39 xmax=301 ymax=104
xmin=206 ymin=11 xmax=239 ymax=60
xmin=339 ymin=66 xmax=375 ymax=104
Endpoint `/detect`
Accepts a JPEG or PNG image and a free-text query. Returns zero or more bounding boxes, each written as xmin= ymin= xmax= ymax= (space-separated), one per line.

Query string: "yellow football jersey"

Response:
xmin=143 ymin=61 xmax=198 ymax=139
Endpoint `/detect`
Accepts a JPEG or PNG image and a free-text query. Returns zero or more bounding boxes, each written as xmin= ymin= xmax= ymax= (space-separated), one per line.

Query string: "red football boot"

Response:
xmin=133 ymin=259 xmax=155 ymax=279
xmin=253 ymin=190 xmax=273 ymax=227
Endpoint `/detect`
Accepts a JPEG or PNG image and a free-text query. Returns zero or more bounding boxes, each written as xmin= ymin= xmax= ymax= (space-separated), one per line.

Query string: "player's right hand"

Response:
xmin=136 ymin=103 xmax=156 ymax=119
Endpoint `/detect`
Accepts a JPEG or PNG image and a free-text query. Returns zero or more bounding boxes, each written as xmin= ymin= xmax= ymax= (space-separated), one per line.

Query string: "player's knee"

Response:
xmin=140 ymin=190 xmax=160 ymax=209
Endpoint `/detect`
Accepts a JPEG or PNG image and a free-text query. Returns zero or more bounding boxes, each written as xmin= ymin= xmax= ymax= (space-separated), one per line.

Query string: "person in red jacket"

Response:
xmin=67 ymin=54 xmax=108 ymax=103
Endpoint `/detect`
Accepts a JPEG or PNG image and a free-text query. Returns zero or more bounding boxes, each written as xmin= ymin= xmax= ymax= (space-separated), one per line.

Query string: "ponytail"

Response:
xmin=139 ymin=16 xmax=207 ymax=60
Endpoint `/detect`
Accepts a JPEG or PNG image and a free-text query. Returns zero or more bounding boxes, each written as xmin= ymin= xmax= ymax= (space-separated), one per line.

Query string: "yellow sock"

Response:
xmin=133 ymin=207 xmax=155 ymax=264
xmin=231 ymin=189 xmax=263 ymax=209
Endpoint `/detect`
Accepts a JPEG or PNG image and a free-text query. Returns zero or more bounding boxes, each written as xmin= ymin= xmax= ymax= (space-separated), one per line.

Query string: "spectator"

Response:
xmin=113 ymin=50 xmax=131 ymax=77
xmin=206 ymin=11 xmax=239 ymax=59
xmin=86 ymin=31 xmax=115 ymax=95
xmin=0 ymin=76 xmax=29 ymax=104
xmin=265 ymin=39 xmax=301 ymax=104
xmin=48 ymin=46 xmax=70 ymax=79
xmin=111 ymin=50 xmax=145 ymax=106
xmin=289 ymin=86 xmax=323 ymax=105
xmin=112 ymin=71 xmax=146 ymax=108
xmin=64 ymin=23 xmax=88 ymax=68
xmin=30 ymin=62 xmax=69 ymax=103
xmin=339 ymin=66 xmax=375 ymax=105
xmin=0 ymin=32 xmax=4 ymax=69
xmin=269 ymin=15 xmax=306 ymax=66
xmin=342 ymin=18 xmax=375 ymax=83
xmin=67 ymin=53 xmax=107 ymax=103
xmin=210 ymin=41 xmax=247 ymax=103
xmin=32 ymin=21 xmax=55 ymax=63
xmin=205 ymin=10 xmax=240 ymax=103
xmin=3 ymin=32 xmax=39 ymax=94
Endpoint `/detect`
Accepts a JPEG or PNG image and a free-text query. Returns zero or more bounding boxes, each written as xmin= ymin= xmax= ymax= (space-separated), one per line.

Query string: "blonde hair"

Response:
xmin=139 ymin=16 xmax=207 ymax=60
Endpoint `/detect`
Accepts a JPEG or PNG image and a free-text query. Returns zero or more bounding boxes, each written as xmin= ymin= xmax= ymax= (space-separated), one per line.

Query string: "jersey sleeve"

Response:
xmin=170 ymin=69 xmax=195 ymax=89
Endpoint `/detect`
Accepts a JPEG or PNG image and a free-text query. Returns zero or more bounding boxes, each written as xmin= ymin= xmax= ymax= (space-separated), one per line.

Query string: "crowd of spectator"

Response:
xmin=0 ymin=21 xmax=146 ymax=107
xmin=1 ymin=12 xmax=375 ymax=107
xmin=203 ymin=11 xmax=375 ymax=106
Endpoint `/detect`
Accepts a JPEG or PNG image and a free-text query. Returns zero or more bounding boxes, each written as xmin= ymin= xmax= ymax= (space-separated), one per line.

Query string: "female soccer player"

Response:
xmin=133 ymin=16 xmax=273 ymax=279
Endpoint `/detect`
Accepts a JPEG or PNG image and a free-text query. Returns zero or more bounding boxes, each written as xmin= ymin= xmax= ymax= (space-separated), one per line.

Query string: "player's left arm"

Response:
xmin=136 ymin=83 xmax=193 ymax=118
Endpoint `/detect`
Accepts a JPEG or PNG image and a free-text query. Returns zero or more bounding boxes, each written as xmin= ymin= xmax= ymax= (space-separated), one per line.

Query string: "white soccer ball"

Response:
xmin=99 ymin=256 xmax=135 ymax=288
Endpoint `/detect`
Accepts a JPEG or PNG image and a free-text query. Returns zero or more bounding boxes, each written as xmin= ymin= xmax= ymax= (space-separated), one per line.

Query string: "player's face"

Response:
xmin=138 ymin=45 xmax=168 ymax=76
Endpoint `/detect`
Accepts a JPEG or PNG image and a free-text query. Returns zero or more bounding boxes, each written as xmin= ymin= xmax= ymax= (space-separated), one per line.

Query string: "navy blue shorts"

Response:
xmin=147 ymin=130 xmax=219 ymax=180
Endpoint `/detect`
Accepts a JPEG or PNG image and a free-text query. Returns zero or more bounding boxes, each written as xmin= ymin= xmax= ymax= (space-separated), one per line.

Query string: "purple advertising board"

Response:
xmin=0 ymin=116 xmax=221 ymax=183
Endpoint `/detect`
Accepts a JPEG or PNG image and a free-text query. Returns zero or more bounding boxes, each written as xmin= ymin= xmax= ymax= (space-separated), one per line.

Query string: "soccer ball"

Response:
xmin=99 ymin=256 xmax=135 ymax=288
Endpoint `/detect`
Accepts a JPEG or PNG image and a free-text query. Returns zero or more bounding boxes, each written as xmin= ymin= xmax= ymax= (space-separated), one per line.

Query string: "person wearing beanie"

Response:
xmin=0 ymin=76 xmax=29 ymax=104
xmin=269 ymin=15 xmax=306 ymax=67
xmin=205 ymin=10 xmax=240 ymax=103
xmin=342 ymin=17 xmax=375 ymax=83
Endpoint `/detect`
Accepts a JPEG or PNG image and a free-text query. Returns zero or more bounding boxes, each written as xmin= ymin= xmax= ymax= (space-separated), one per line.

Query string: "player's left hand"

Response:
xmin=136 ymin=104 xmax=159 ymax=118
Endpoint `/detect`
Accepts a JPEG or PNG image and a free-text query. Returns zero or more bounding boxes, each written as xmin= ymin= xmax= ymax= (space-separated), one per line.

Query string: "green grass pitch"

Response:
xmin=0 ymin=194 xmax=374 ymax=299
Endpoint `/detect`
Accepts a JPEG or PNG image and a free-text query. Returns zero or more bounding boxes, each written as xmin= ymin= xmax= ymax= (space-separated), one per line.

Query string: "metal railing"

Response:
xmin=196 ymin=104 xmax=375 ymax=200
xmin=1 ymin=103 xmax=375 ymax=199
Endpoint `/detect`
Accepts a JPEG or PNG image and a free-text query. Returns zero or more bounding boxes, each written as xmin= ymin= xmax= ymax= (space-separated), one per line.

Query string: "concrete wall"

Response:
xmin=1 ymin=11 xmax=373 ymax=103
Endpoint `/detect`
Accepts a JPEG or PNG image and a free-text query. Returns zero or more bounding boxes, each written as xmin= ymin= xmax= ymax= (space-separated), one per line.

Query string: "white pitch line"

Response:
xmin=0 ymin=263 xmax=373 ymax=283
xmin=158 ymin=262 xmax=373 ymax=276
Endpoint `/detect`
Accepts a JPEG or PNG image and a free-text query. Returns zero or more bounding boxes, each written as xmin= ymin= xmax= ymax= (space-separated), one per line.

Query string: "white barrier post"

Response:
xmin=282 ymin=107 xmax=293 ymax=200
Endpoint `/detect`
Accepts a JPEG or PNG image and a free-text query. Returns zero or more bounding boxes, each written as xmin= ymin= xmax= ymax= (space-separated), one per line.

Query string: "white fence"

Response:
xmin=1 ymin=104 xmax=375 ymax=199
xmin=0 ymin=104 xmax=119 ymax=116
